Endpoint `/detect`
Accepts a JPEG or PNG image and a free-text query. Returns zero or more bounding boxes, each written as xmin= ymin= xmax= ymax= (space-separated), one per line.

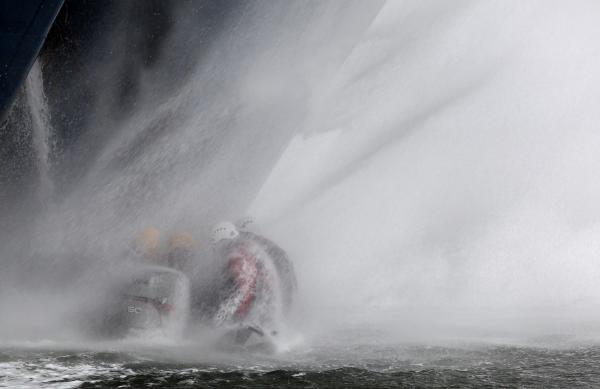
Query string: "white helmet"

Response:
xmin=211 ymin=221 xmax=239 ymax=245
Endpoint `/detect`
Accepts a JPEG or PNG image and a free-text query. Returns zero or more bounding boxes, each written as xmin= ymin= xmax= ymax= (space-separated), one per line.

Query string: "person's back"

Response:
xmin=235 ymin=217 xmax=297 ymax=314
xmin=238 ymin=230 xmax=296 ymax=313
xmin=211 ymin=222 xmax=280 ymax=330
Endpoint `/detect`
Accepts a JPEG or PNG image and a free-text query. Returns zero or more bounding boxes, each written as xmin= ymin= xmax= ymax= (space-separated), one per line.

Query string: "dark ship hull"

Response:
xmin=0 ymin=0 xmax=64 ymax=121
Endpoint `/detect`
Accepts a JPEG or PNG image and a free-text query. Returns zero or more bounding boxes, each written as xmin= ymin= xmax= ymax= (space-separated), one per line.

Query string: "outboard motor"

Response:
xmin=119 ymin=265 xmax=190 ymax=337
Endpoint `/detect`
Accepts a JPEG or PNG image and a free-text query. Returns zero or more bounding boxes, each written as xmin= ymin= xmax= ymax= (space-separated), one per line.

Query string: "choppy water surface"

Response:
xmin=3 ymin=335 xmax=600 ymax=388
